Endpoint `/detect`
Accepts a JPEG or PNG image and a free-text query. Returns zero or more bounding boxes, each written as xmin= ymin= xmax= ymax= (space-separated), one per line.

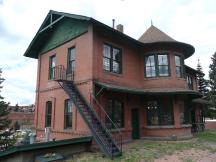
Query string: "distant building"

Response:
xmin=7 ymin=105 xmax=35 ymax=130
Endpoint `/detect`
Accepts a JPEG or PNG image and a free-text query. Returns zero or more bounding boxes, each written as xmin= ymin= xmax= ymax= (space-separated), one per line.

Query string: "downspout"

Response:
xmin=35 ymin=55 xmax=42 ymax=131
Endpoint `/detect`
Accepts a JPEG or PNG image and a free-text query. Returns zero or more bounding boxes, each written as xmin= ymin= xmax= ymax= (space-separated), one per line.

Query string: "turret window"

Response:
xmin=145 ymin=54 xmax=169 ymax=78
xmin=175 ymin=55 xmax=184 ymax=78
xmin=187 ymin=75 xmax=193 ymax=90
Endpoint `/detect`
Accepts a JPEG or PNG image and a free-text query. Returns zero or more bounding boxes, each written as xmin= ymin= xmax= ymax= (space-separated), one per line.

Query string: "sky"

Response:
xmin=0 ymin=0 xmax=216 ymax=105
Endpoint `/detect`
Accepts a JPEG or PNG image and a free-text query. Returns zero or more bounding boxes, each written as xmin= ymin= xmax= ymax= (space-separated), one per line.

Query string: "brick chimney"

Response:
xmin=116 ymin=24 xmax=123 ymax=33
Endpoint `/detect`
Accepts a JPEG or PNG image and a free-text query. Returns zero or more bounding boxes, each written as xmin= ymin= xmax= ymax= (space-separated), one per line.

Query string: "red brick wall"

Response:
xmin=8 ymin=112 xmax=34 ymax=121
xmin=92 ymin=30 xmax=196 ymax=91
xmin=35 ymin=26 xmax=94 ymax=140
xmin=205 ymin=121 xmax=216 ymax=130
xmin=35 ymin=25 xmax=198 ymax=141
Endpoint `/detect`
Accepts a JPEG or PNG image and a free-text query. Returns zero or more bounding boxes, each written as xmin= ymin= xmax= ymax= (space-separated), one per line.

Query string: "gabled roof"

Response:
xmin=24 ymin=10 xmax=142 ymax=59
xmin=24 ymin=10 xmax=92 ymax=58
xmin=24 ymin=10 xmax=195 ymax=59
xmin=139 ymin=25 xmax=176 ymax=43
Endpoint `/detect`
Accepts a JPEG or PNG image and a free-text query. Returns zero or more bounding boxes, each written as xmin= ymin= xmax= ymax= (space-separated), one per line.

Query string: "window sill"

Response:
xmin=110 ymin=127 xmax=125 ymax=132
xmin=104 ymin=70 xmax=123 ymax=77
xmin=176 ymin=77 xmax=186 ymax=81
xmin=181 ymin=124 xmax=192 ymax=128
xmin=144 ymin=76 xmax=171 ymax=81
xmin=64 ymin=128 xmax=73 ymax=131
xmin=146 ymin=125 xmax=175 ymax=129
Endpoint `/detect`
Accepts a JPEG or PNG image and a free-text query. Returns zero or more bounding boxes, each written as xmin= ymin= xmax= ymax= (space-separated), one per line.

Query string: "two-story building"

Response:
xmin=24 ymin=10 xmax=204 ymax=158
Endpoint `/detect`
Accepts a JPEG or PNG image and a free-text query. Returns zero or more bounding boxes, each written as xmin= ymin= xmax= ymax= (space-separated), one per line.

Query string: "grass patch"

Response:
xmin=67 ymin=130 xmax=216 ymax=162
xmin=196 ymin=130 xmax=216 ymax=143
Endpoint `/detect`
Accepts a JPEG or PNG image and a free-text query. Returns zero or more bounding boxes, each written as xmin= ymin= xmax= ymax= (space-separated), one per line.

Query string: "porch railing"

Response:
xmin=90 ymin=93 xmax=122 ymax=154
xmin=53 ymin=65 xmax=74 ymax=81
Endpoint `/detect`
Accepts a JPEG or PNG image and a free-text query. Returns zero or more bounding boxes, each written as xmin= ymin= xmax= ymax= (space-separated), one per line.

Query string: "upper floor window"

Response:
xmin=145 ymin=54 xmax=169 ymax=78
xmin=175 ymin=55 xmax=184 ymax=78
xmin=64 ymin=99 xmax=73 ymax=129
xmin=145 ymin=55 xmax=156 ymax=77
xmin=49 ymin=55 xmax=56 ymax=80
xmin=103 ymin=44 xmax=122 ymax=74
xmin=187 ymin=75 xmax=193 ymax=90
xmin=146 ymin=100 xmax=174 ymax=126
xmin=68 ymin=48 xmax=76 ymax=73
xmin=105 ymin=99 xmax=124 ymax=129
xmin=45 ymin=101 xmax=52 ymax=127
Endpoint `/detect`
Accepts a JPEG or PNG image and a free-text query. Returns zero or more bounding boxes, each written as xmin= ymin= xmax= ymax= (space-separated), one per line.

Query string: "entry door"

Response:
xmin=131 ymin=109 xmax=140 ymax=139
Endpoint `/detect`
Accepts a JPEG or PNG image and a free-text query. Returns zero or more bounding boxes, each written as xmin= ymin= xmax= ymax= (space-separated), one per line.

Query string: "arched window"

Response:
xmin=45 ymin=101 xmax=52 ymax=127
xmin=64 ymin=99 xmax=73 ymax=129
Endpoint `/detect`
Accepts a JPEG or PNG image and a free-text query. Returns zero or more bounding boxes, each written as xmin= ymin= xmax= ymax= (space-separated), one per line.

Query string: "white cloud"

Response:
xmin=0 ymin=0 xmax=215 ymax=105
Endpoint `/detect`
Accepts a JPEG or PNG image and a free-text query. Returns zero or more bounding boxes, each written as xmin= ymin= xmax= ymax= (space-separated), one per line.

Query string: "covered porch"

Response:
xmin=93 ymin=81 xmax=203 ymax=141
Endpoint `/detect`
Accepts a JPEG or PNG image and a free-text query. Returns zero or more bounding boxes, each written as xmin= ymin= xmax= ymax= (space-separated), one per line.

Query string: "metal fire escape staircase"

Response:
xmin=53 ymin=65 xmax=122 ymax=159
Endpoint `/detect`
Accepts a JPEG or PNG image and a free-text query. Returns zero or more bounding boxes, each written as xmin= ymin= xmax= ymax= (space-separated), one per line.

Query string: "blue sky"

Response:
xmin=0 ymin=0 xmax=216 ymax=105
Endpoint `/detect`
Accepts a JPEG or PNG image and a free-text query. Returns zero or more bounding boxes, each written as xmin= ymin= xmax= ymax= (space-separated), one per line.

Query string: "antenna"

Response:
xmin=151 ymin=19 xmax=153 ymax=26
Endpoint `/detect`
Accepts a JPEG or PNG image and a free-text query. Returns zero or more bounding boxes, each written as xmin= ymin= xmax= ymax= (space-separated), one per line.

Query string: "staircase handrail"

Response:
xmin=90 ymin=93 xmax=122 ymax=153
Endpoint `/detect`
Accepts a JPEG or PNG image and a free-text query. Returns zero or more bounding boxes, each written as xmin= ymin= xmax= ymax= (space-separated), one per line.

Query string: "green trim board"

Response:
xmin=39 ymin=18 xmax=88 ymax=54
xmin=24 ymin=10 xmax=90 ymax=59
xmin=94 ymin=81 xmax=202 ymax=97
xmin=0 ymin=136 xmax=92 ymax=158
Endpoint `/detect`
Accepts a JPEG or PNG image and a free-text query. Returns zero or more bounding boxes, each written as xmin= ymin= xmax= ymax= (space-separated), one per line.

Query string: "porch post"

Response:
xmin=173 ymin=97 xmax=181 ymax=128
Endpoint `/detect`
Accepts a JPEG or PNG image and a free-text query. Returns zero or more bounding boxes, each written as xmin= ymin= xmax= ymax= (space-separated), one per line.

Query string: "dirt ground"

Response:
xmin=155 ymin=148 xmax=216 ymax=162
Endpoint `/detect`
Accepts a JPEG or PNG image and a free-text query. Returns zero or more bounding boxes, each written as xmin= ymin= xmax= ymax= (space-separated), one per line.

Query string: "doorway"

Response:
xmin=131 ymin=109 xmax=140 ymax=139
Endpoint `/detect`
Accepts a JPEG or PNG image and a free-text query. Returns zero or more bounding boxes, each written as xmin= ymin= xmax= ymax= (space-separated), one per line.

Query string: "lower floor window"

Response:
xmin=146 ymin=100 xmax=174 ymax=126
xmin=106 ymin=100 xmax=124 ymax=129
xmin=64 ymin=99 xmax=73 ymax=129
xmin=45 ymin=101 xmax=52 ymax=127
xmin=180 ymin=101 xmax=191 ymax=124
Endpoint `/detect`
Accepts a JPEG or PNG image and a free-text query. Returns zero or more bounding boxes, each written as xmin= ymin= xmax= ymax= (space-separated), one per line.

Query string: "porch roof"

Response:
xmin=94 ymin=81 xmax=202 ymax=97
xmin=192 ymin=98 xmax=211 ymax=105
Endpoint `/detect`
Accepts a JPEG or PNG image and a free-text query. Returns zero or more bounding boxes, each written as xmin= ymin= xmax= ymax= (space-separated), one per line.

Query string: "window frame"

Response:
xmin=179 ymin=100 xmax=191 ymax=124
xmin=64 ymin=99 xmax=73 ymax=129
xmin=49 ymin=55 xmax=56 ymax=80
xmin=146 ymin=99 xmax=174 ymax=126
xmin=67 ymin=47 xmax=76 ymax=74
xmin=144 ymin=53 xmax=170 ymax=78
xmin=103 ymin=43 xmax=122 ymax=74
xmin=45 ymin=101 xmax=52 ymax=127
xmin=186 ymin=75 xmax=193 ymax=90
xmin=105 ymin=99 xmax=124 ymax=129
xmin=175 ymin=54 xmax=184 ymax=78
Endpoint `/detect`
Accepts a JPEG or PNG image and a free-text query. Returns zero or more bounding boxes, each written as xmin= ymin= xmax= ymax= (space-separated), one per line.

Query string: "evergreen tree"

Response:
xmin=196 ymin=60 xmax=208 ymax=96
xmin=209 ymin=52 xmax=216 ymax=115
xmin=0 ymin=69 xmax=10 ymax=129
xmin=0 ymin=69 xmax=15 ymax=150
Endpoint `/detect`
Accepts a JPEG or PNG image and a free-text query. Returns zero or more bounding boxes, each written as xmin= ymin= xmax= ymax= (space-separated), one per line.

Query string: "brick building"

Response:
xmin=24 ymin=10 xmax=205 ymax=157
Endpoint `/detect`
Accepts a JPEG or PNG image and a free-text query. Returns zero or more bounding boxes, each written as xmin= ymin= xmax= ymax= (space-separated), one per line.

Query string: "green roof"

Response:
xmin=0 ymin=136 xmax=92 ymax=158
xmin=24 ymin=10 xmax=194 ymax=59
xmin=94 ymin=81 xmax=202 ymax=97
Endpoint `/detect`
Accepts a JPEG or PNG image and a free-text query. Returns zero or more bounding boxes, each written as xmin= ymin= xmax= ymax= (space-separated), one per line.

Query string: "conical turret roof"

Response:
xmin=139 ymin=25 xmax=176 ymax=43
